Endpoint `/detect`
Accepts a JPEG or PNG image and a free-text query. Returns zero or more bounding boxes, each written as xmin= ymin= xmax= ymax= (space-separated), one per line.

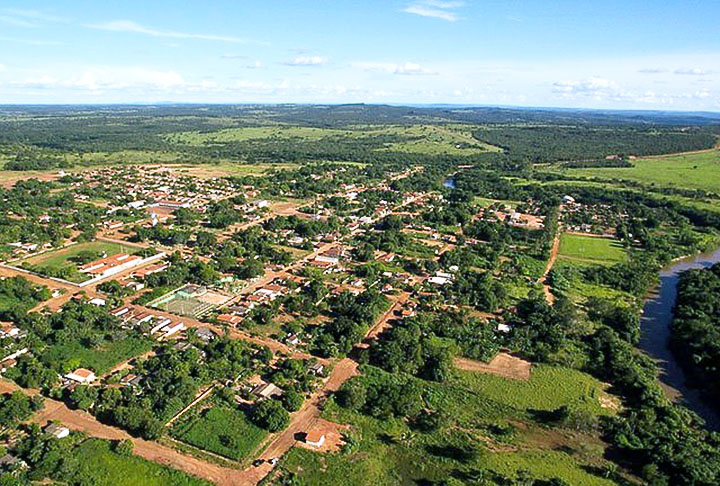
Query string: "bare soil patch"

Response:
xmin=454 ymin=353 xmax=532 ymax=381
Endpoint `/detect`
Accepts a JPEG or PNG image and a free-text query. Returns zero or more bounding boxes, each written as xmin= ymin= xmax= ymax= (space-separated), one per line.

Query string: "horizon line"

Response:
xmin=0 ymin=101 xmax=719 ymax=116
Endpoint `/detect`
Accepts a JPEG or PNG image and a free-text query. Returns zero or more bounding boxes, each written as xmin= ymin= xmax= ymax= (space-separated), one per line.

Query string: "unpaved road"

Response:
xmin=539 ymin=233 xmax=560 ymax=305
xmin=1 ymin=379 xmax=246 ymax=486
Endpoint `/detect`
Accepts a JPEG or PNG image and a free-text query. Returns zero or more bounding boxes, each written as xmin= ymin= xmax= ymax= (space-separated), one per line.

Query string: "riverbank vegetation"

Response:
xmin=672 ymin=263 xmax=720 ymax=411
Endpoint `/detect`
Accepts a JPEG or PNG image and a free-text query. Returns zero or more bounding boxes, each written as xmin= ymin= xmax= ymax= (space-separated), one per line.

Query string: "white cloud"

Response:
xmin=88 ymin=20 xmax=258 ymax=43
xmin=394 ymin=62 xmax=437 ymax=75
xmin=0 ymin=36 xmax=62 ymax=46
xmin=0 ymin=15 xmax=36 ymax=27
xmin=553 ymin=77 xmax=619 ymax=97
xmin=353 ymin=61 xmax=437 ymax=76
xmin=0 ymin=63 xmax=5 ymax=73
xmin=221 ymin=54 xmax=247 ymax=59
xmin=285 ymin=56 xmax=328 ymax=66
xmin=403 ymin=1 xmax=465 ymax=21
xmin=674 ymin=68 xmax=713 ymax=76
xmin=638 ymin=68 xmax=667 ymax=74
xmin=550 ymin=74 xmax=720 ymax=107
xmin=11 ymin=75 xmax=59 ymax=89
xmin=11 ymin=67 xmax=187 ymax=92
xmin=246 ymin=61 xmax=263 ymax=69
xmin=76 ymin=68 xmax=184 ymax=90
xmin=1 ymin=8 xmax=67 ymax=23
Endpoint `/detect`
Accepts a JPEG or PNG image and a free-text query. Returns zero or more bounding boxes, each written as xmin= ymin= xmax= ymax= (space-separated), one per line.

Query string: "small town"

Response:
xmin=1 ymin=2 xmax=720 ymax=486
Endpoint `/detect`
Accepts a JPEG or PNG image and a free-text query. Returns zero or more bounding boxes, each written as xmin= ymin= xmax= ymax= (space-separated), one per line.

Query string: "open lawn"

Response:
xmin=273 ymin=365 xmax=618 ymax=486
xmin=558 ymin=233 xmax=627 ymax=265
xmin=562 ymin=150 xmax=720 ymax=193
xmin=65 ymin=439 xmax=211 ymax=486
xmin=172 ymin=404 xmax=267 ymax=462
xmin=22 ymin=240 xmax=140 ymax=282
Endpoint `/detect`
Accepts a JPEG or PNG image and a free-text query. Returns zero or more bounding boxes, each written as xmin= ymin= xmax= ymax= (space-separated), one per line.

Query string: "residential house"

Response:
xmin=64 ymin=368 xmax=96 ymax=384
xmin=44 ymin=423 xmax=70 ymax=439
xmin=304 ymin=430 xmax=326 ymax=448
xmin=252 ymin=382 xmax=283 ymax=400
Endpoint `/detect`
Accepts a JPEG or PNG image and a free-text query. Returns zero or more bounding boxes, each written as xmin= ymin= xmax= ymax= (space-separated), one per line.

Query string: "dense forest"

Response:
xmin=672 ymin=264 xmax=720 ymax=408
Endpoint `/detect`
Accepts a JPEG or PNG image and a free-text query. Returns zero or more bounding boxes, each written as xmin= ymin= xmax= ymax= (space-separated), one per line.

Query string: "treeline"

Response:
xmin=472 ymin=125 xmax=716 ymax=162
xmin=672 ymin=264 xmax=720 ymax=408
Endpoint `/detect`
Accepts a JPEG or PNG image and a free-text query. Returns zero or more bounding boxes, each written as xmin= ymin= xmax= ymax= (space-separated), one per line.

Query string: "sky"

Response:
xmin=0 ymin=0 xmax=719 ymax=111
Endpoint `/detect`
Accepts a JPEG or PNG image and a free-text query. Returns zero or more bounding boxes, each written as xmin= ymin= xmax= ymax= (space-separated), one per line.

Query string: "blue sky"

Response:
xmin=0 ymin=0 xmax=718 ymax=110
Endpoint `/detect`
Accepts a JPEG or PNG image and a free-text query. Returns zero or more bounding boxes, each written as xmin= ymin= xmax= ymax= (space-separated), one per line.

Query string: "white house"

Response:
xmin=64 ymin=368 xmax=96 ymax=384
xmin=45 ymin=423 xmax=70 ymax=439
xmin=161 ymin=322 xmax=186 ymax=339
xmin=305 ymin=430 xmax=326 ymax=448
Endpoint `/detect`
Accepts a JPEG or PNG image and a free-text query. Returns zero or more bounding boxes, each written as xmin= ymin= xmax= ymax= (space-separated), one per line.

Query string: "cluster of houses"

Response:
xmin=217 ymin=278 xmax=299 ymax=326
xmin=0 ymin=321 xmax=27 ymax=375
xmin=561 ymin=197 xmax=622 ymax=237
xmin=6 ymin=241 xmax=52 ymax=258
xmin=308 ymin=245 xmax=346 ymax=273
xmin=111 ymin=305 xmax=186 ymax=341
xmin=76 ymin=166 xmax=245 ymax=212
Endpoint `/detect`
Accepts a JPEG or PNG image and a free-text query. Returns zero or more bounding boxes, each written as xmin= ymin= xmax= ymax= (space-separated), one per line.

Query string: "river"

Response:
xmin=638 ymin=246 xmax=720 ymax=430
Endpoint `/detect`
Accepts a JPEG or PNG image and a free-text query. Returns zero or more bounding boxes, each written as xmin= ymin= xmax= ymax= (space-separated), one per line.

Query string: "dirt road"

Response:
xmin=364 ymin=292 xmax=409 ymax=341
xmin=255 ymin=358 xmax=358 ymax=462
xmin=1 ymin=379 xmax=248 ymax=486
xmin=538 ymin=233 xmax=560 ymax=305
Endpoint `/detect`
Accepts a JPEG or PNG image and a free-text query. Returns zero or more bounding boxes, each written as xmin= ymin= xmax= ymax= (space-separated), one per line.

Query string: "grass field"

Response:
xmin=557 ymin=233 xmax=627 ymax=265
xmin=173 ymin=405 xmax=267 ymax=462
xmin=41 ymin=335 xmax=153 ymax=374
xmin=65 ymin=439 xmax=211 ymax=486
xmin=23 ymin=240 xmax=139 ymax=282
xmin=173 ymin=162 xmax=299 ymax=178
xmin=274 ymin=365 xmax=618 ymax=486
xmin=474 ymin=197 xmax=522 ymax=209
xmin=166 ymin=124 xmax=501 ymax=156
xmin=561 ymin=150 xmax=720 ymax=193
xmin=374 ymin=125 xmax=501 ymax=155
xmin=449 ymin=364 xmax=615 ymax=417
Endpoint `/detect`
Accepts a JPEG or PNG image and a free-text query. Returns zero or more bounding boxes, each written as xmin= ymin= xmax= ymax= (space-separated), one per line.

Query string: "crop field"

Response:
xmin=172 ymin=405 xmax=267 ymax=462
xmin=561 ymin=150 xmax=720 ymax=193
xmin=557 ymin=233 xmax=627 ymax=265
xmin=66 ymin=439 xmax=211 ymax=486
xmin=276 ymin=365 xmax=616 ymax=486
xmin=22 ymin=241 xmax=139 ymax=282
